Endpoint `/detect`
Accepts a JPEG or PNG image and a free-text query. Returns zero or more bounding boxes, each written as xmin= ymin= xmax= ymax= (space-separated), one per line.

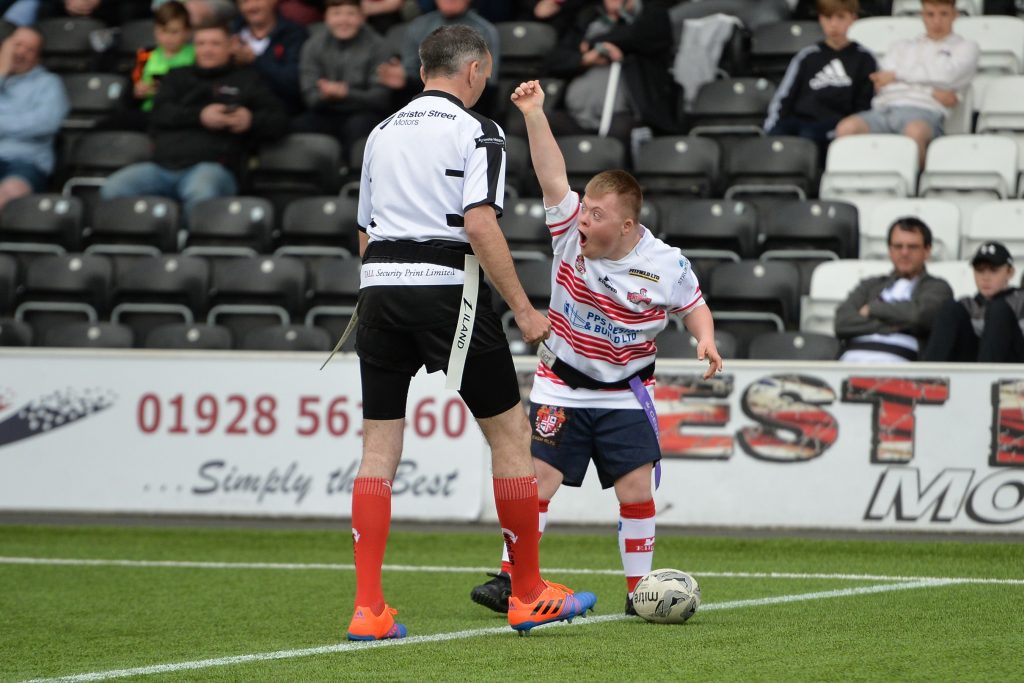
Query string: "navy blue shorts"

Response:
xmin=529 ymin=402 xmax=660 ymax=489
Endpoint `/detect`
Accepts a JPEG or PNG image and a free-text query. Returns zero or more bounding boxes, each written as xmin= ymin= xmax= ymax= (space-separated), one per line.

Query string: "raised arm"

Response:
xmin=511 ymin=80 xmax=571 ymax=207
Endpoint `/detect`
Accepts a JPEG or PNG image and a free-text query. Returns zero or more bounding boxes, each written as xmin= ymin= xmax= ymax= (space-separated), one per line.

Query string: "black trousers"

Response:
xmin=923 ymin=298 xmax=1024 ymax=363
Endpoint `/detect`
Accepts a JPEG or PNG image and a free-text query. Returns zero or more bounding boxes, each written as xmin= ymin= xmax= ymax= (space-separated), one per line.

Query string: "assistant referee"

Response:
xmin=344 ymin=25 xmax=594 ymax=641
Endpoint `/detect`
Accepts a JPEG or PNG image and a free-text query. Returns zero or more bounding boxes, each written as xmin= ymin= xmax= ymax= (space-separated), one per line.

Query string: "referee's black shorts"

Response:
xmin=356 ymin=280 xmax=521 ymax=420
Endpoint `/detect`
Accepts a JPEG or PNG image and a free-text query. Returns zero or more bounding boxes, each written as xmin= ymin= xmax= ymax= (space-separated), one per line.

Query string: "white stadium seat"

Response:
xmin=918 ymin=135 xmax=1018 ymax=222
xmin=847 ymin=17 xmax=922 ymax=59
xmin=865 ymin=199 xmax=962 ymax=261
xmin=955 ymin=16 xmax=1024 ymax=75
xmin=893 ymin=0 xmax=982 ymax=16
xmin=961 ymin=200 xmax=1024 ymax=265
xmin=975 ymin=77 xmax=1024 ymax=193
xmin=927 ymin=261 xmax=976 ymax=300
xmin=800 ymin=259 xmax=893 ymax=335
xmin=820 ymin=135 xmax=919 ymax=200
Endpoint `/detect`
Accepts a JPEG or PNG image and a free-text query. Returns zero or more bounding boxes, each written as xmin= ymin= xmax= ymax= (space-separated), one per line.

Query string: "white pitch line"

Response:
xmin=21 ymin=579 xmax=952 ymax=683
xmin=2 ymin=556 xmax=1024 ymax=586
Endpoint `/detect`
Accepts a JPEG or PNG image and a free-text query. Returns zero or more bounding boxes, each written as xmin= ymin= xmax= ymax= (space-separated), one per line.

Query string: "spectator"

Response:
xmin=835 ymin=217 xmax=953 ymax=363
xmin=0 ymin=26 xmax=69 ymax=210
xmin=924 ymin=242 xmax=1024 ymax=363
xmin=133 ymin=1 xmax=196 ymax=115
xmin=278 ymin=0 xmax=323 ymax=24
xmin=38 ymin=0 xmax=149 ymax=23
xmin=539 ymin=0 xmax=678 ymax=146
xmin=232 ymin=0 xmax=307 ymax=113
xmin=361 ymin=0 xmax=403 ymax=35
xmin=763 ymin=0 xmax=876 ymax=164
xmin=834 ymin=0 xmax=979 ymax=166
xmin=181 ymin=0 xmax=238 ymax=26
xmin=376 ymin=0 xmax=500 ymax=101
xmin=3 ymin=1 xmax=40 ymax=26
xmin=295 ymin=0 xmax=390 ymax=148
xmin=100 ymin=23 xmax=288 ymax=216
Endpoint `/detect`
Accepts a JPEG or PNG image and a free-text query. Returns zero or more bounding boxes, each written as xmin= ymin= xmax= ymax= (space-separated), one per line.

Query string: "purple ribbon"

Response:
xmin=628 ymin=375 xmax=662 ymax=490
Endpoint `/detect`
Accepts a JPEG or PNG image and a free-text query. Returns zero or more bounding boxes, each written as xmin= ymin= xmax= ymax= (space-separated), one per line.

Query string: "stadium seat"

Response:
xmin=112 ymin=19 xmax=156 ymax=73
xmin=0 ymin=194 xmax=84 ymax=251
xmin=37 ymin=16 xmax=105 ymax=73
xmin=276 ymin=195 xmax=358 ymax=259
xmin=0 ymin=20 xmax=14 ymax=42
xmin=112 ymin=254 xmax=209 ymax=344
xmin=639 ymin=202 xmax=659 ymax=232
xmin=864 ymin=199 xmax=961 ymax=261
xmin=846 ymin=17 xmax=922 ymax=59
xmin=747 ymin=330 xmax=840 ymax=361
xmin=707 ymin=260 xmax=801 ymax=355
xmin=926 ymin=260 xmax=975 ymax=300
xmin=42 ymin=321 xmax=134 ymax=348
xmin=892 ymin=0 xmax=981 ymax=15
xmin=15 ymin=253 xmax=112 ymax=340
xmin=759 ymin=199 xmax=859 ymax=294
xmin=961 ymin=200 xmax=1024 ymax=265
xmin=60 ymin=73 xmax=129 ymax=129
xmin=819 ymin=134 xmax=919 ymax=199
xmin=954 ymin=16 xmax=1024 ymax=75
xmin=656 ymin=324 xmax=739 ymax=361
xmin=305 ymin=256 xmax=360 ymax=345
xmin=60 ymin=130 xmax=152 ymax=196
xmin=632 ymin=136 xmax=720 ymax=198
xmin=688 ymin=78 xmax=776 ymax=136
xmin=749 ymin=21 xmax=824 ymax=80
xmin=85 ymin=196 xmax=180 ymax=253
xmin=0 ymin=253 xmax=18 ymax=315
xmin=501 ymin=258 xmax=552 ymax=343
xmin=974 ymin=78 xmax=1024 ymax=194
xmin=495 ymin=22 xmax=558 ymax=79
xmin=918 ymin=135 xmax=1017 ymax=222
xmin=800 ymin=258 xmax=893 ymax=334
xmin=658 ymin=199 xmax=758 ymax=282
xmin=184 ymin=197 xmax=275 ymax=256
xmin=144 ymin=322 xmax=233 ymax=350
xmin=246 ymin=133 xmax=343 ymax=200
xmin=241 ymin=324 xmax=332 ymax=352
xmin=557 ymin=136 xmax=626 ymax=191
xmin=207 ymin=256 xmax=307 ymax=342
xmin=723 ymin=136 xmax=819 ymax=200
xmin=504 ymin=135 xmax=533 ymax=198
xmin=501 ymin=198 xmax=550 ymax=259
xmin=0 ymin=318 xmax=32 ymax=346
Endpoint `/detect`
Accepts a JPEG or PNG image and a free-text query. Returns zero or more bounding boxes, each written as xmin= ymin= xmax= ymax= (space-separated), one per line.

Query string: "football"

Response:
xmin=631 ymin=568 xmax=701 ymax=624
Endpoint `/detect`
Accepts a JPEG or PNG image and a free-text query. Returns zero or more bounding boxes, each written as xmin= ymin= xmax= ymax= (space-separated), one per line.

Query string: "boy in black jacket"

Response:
xmin=763 ymin=0 xmax=876 ymax=162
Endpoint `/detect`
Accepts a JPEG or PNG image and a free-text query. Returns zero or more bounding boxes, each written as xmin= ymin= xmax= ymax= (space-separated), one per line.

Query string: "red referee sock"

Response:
xmin=351 ymin=477 xmax=392 ymax=616
xmin=494 ymin=476 xmax=545 ymax=602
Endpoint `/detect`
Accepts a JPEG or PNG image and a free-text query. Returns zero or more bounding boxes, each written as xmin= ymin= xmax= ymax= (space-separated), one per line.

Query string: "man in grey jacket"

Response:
xmin=835 ymin=217 xmax=953 ymax=362
xmin=294 ymin=0 xmax=390 ymax=148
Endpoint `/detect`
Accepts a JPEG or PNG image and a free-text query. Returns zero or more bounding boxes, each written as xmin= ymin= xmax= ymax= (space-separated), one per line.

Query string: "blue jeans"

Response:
xmin=100 ymin=161 xmax=238 ymax=217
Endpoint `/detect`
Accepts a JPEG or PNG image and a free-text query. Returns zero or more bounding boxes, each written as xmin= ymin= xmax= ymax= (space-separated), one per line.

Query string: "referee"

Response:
xmin=344 ymin=25 xmax=596 ymax=641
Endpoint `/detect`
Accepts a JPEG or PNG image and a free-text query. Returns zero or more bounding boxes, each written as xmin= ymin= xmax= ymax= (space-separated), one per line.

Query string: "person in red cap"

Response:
xmin=923 ymin=241 xmax=1024 ymax=363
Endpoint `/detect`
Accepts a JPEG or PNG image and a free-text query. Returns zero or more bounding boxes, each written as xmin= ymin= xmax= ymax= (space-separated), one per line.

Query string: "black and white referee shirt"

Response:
xmin=358 ymin=90 xmax=506 ymax=255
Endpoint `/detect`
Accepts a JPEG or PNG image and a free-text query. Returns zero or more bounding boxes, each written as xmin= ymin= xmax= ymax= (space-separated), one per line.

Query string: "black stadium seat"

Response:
xmin=241 ymin=324 xmax=332 ymax=351
xmin=688 ymin=78 xmax=777 ymax=134
xmin=112 ymin=255 xmax=210 ymax=344
xmin=748 ymin=331 xmax=840 ymax=361
xmin=60 ymin=72 xmax=129 ymax=129
xmin=500 ymin=198 xmax=550 ymax=258
xmin=633 ymin=136 xmax=720 ymax=198
xmin=61 ymin=130 xmax=152 ymax=197
xmin=87 ymin=196 xmax=180 ymax=253
xmin=749 ymin=21 xmax=824 ymax=80
xmin=707 ymin=260 xmax=802 ymax=355
xmin=0 ymin=194 xmax=84 ymax=251
xmin=37 ymin=16 xmax=104 ymax=73
xmin=42 ymin=321 xmax=134 ymax=348
xmin=658 ymin=199 xmax=759 ymax=282
xmin=557 ymin=135 xmax=626 ymax=191
xmin=0 ymin=318 xmax=32 ymax=346
xmin=496 ymin=21 xmax=558 ymax=79
xmin=759 ymin=199 xmax=859 ymax=294
xmin=245 ymin=133 xmax=344 ymax=209
xmin=277 ymin=195 xmax=359 ymax=258
xmin=305 ymin=257 xmax=361 ymax=344
xmin=185 ymin=197 xmax=275 ymax=255
xmin=15 ymin=253 xmax=112 ymax=340
xmin=207 ymin=256 xmax=307 ymax=344
xmin=0 ymin=253 xmax=18 ymax=315
xmin=145 ymin=322 xmax=233 ymax=350
xmin=723 ymin=136 xmax=820 ymax=200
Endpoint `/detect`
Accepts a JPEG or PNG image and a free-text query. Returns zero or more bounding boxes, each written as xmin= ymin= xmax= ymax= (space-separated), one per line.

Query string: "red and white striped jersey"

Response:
xmin=531 ymin=190 xmax=706 ymax=409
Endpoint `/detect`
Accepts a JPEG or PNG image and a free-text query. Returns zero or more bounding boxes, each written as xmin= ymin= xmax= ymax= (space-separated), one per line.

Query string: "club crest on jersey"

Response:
xmin=628 ymin=268 xmax=660 ymax=283
xmin=575 ymin=255 xmax=586 ymax=274
xmin=533 ymin=405 xmax=567 ymax=441
xmin=627 ymin=288 xmax=652 ymax=306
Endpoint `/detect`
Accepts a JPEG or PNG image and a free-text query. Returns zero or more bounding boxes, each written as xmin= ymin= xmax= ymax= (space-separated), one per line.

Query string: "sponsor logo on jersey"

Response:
xmin=475 ymin=135 xmax=506 ymax=149
xmin=809 ymin=58 xmax=852 ymax=90
xmin=677 ymin=257 xmax=691 ymax=283
xmin=575 ymin=254 xmax=586 ymax=274
xmin=627 ymin=288 xmax=652 ymax=306
xmin=629 ymin=268 xmax=660 ymax=283
xmin=598 ymin=275 xmax=617 ymax=293
xmin=534 ymin=405 xmax=567 ymax=440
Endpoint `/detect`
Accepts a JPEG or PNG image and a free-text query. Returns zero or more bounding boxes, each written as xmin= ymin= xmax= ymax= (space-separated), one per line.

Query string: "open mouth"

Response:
xmin=579 ymin=232 xmax=588 ymax=247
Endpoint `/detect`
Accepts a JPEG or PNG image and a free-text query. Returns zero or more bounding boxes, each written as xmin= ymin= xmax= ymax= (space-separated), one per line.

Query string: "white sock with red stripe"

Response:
xmin=501 ymin=499 xmax=549 ymax=575
xmin=619 ymin=499 xmax=656 ymax=596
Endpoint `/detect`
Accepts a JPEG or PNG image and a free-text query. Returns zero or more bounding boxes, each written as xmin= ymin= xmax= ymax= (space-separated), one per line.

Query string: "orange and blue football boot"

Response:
xmin=507 ymin=581 xmax=597 ymax=634
xmin=346 ymin=604 xmax=407 ymax=641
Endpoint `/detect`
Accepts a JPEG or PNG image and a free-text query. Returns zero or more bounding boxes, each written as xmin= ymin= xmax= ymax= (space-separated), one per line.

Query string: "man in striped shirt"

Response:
xmin=470 ymin=79 xmax=724 ymax=618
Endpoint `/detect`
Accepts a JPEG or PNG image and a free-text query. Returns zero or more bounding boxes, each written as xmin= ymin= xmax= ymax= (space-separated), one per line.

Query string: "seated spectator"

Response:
xmin=835 ymin=217 xmax=953 ymax=363
xmin=278 ymin=0 xmax=324 ymax=25
xmin=295 ymin=0 xmax=390 ymax=148
xmin=377 ymin=0 xmax=499 ymax=106
xmin=3 ymin=1 xmax=40 ymax=26
xmin=232 ymin=0 xmax=307 ymax=113
xmin=536 ymin=0 xmax=678 ymax=146
xmin=924 ymin=242 xmax=1024 ymax=363
xmin=133 ymin=1 xmax=196 ymax=115
xmin=100 ymin=23 xmax=288 ymax=216
xmin=763 ymin=0 xmax=876 ymax=164
xmin=834 ymin=0 xmax=979 ymax=166
xmin=0 ymin=26 xmax=69 ymax=210
xmin=361 ymin=0 xmax=404 ymax=35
